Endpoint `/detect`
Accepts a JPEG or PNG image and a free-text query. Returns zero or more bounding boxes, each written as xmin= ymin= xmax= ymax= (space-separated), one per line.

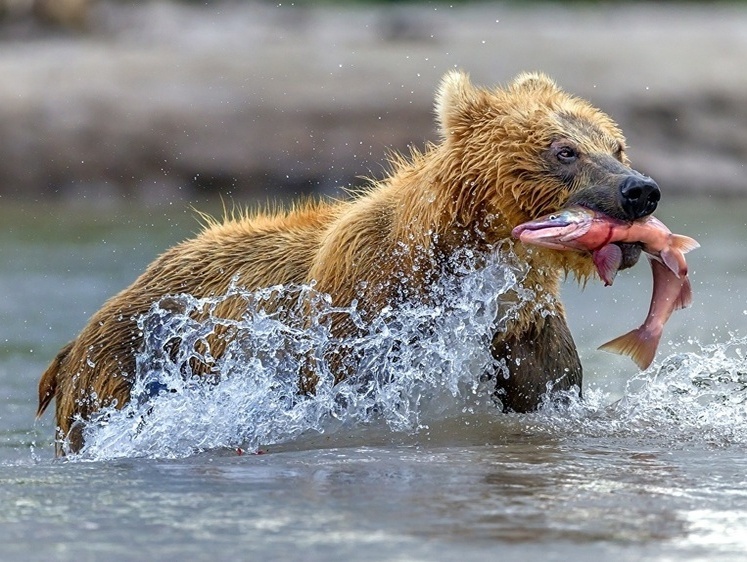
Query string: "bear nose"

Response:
xmin=619 ymin=174 xmax=660 ymax=219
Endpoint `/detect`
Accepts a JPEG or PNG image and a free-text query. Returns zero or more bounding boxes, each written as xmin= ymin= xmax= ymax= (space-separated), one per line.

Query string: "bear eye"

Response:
xmin=556 ymin=147 xmax=578 ymax=164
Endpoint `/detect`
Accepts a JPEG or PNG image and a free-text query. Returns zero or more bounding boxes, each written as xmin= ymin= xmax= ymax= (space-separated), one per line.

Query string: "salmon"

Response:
xmin=511 ymin=206 xmax=700 ymax=369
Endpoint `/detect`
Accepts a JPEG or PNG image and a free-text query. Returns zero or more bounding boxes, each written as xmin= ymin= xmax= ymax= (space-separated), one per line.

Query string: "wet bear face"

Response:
xmin=435 ymin=70 xmax=659 ymax=269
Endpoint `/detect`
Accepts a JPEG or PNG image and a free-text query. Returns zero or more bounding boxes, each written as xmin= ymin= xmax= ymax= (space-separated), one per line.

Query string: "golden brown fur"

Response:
xmin=38 ymin=71 xmax=644 ymax=453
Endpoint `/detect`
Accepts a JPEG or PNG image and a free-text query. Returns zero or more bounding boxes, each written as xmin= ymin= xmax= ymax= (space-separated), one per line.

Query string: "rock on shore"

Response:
xmin=0 ymin=1 xmax=745 ymax=203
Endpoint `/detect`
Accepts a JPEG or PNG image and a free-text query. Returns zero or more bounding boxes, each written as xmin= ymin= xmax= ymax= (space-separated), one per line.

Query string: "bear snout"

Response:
xmin=619 ymin=174 xmax=660 ymax=220
xmin=566 ymin=168 xmax=661 ymax=223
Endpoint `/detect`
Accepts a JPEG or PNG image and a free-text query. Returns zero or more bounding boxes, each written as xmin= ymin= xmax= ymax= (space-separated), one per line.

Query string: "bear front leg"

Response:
xmin=491 ymin=314 xmax=582 ymax=413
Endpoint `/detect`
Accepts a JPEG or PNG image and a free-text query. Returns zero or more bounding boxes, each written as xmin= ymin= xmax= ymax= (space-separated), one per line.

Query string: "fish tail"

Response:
xmin=598 ymin=327 xmax=660 ymax=370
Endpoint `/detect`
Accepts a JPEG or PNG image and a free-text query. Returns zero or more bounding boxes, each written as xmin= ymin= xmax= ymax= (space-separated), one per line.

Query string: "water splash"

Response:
xmin=536 ymin=336 xmax=747 ymax=447
xmin=74 ymin=247 xmax=530 ymax=460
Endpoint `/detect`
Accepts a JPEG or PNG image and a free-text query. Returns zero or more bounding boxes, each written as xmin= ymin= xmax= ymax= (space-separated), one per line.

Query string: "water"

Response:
xmin=2 ymin=198 xmax=747 ymax=561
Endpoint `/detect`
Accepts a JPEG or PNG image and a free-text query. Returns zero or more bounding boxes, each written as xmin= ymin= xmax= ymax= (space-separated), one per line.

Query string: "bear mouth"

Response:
xmin=515 ymin=204 xmax=644 ymax=271
xmin=568 ymin=204 xmax=644 ymax=270
xmin=572 ymin=201 xmax=629 ymax=222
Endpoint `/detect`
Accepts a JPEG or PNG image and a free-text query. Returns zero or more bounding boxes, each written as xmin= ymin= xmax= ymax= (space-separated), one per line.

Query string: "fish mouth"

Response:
xmin=511 ymin=202 xmax=599 ymax=239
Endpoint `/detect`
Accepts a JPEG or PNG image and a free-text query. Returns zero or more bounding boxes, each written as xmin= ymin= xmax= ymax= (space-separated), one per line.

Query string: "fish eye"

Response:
xmin=549 ymin=214 xmax=557 ymax=220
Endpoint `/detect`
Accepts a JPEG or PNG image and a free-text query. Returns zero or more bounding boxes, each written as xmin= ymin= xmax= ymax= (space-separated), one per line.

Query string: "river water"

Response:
xmin=2 ymin=197 xmax=746 ymax=561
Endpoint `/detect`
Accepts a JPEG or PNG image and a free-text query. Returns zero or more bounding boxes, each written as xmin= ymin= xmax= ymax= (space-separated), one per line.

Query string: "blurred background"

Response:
xmin=0 ymin=0 xmax=745 ymax=207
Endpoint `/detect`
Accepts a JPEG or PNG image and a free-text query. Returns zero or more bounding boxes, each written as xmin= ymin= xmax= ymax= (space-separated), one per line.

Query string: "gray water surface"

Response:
xmin=2 ymin=198 xmax=746 ymax=561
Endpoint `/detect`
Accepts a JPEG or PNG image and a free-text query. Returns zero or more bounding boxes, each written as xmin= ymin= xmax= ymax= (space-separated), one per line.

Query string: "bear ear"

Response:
xmin=435 ymin=70 xmax=484 ymax=140
xmin=511 ymin=71 xmax=558 ymax=92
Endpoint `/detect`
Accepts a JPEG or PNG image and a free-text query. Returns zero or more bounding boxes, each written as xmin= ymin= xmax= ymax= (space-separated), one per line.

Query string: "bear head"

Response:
xmin=434 ymin=71 xmax=659 ymax=277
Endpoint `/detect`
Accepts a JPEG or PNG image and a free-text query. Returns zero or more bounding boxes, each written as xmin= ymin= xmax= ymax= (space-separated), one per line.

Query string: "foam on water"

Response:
xmin=68 ymin=245 xmax=747 ymax=461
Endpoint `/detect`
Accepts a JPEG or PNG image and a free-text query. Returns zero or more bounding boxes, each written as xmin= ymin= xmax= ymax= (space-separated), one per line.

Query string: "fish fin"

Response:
xmin=670 ymin=234 xmax=700 ymax=254
xmin=598 ymin=327 xmax=660 ymax=370
xmin=658 ymin=235 xmax=699 ymax=278
xmin=674 ymin=275 xmax=693 ymax=310
xmin=592 ymin=245 xmax=623 ymax=286
xmin=649 ymin=258 xmax=692 ymax=311
xmin=659 ymin=248 xmax=683 ymax=278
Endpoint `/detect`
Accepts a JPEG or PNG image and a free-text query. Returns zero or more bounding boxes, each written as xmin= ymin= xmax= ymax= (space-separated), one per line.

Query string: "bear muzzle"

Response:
xmin=562 ymin=168 xmax=661 ymax=270
xmin=565 ymin=169 xmax=660 ymax=223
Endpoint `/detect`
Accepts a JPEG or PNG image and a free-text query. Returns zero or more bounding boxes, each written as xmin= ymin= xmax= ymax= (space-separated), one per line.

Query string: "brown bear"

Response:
xmin=37 ymin=71 xmax=660 ymax=454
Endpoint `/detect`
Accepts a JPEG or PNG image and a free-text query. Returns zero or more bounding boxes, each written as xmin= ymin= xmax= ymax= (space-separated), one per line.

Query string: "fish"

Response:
xmin=511 ymin=206 xmax=700 ymax=369
xmin=511 ymin=206 xmax=699 ymax=285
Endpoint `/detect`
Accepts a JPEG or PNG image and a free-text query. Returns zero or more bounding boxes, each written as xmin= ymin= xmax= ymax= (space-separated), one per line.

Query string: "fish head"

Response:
xmin=511 ymin=207 xmax=594 ymax=250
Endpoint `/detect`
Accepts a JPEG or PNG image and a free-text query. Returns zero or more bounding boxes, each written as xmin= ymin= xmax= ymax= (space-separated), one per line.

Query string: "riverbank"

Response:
xmin=1 ymin=1 xmax=745 ymax=203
